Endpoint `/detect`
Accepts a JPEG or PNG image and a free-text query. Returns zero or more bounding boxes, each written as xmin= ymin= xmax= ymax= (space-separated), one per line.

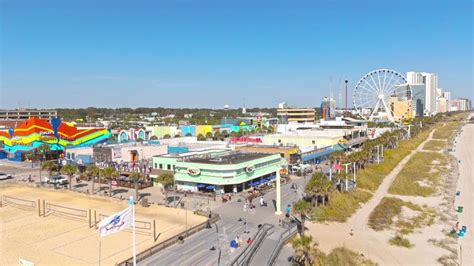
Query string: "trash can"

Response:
xmin=462 ymin=226 xmax=467 ymax=233
xmin=457 ymin=206 xmax=464 ymax=213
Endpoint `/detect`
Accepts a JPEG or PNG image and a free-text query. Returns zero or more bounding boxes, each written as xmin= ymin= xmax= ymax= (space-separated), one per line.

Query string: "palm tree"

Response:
xmin=306 ymin=172 xmax=333 ymax=206
xmin=293 ymin=200 xmax=312 ymax=235
xmin=41 ymin=160 xmax=57 ymax=181
xmin=205 ymin=131 xmax=213 ymax=139
xmin=291 ymin=235 xmax=316 ymax=266
xmin=197 ymin=133 xmax=206 ymax=141
xmin=86 ymin=165 xmax=99 ymax=194
xmin=37 ymin=144 xmax=51 ymax=162
xmin=129 ymin=171 xmax=144 ymax=202
xmin=60 ymin=164 xmax=78 ymax=190
xmin=100 ymin=167 xmax=116 ymax=197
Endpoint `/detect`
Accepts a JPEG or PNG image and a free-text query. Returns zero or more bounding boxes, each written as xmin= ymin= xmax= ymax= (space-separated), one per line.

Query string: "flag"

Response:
xmin=98 ymin=206 xmax=133 ymax=237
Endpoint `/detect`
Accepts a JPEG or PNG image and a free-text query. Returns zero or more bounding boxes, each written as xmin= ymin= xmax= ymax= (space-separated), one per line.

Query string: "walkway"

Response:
xmin=306 ymin=126 xmax=439 ymax=264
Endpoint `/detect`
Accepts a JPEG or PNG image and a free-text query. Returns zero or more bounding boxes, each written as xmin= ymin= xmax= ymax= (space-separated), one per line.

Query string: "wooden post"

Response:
xmin=153 ymin=220 xmax=157 ymax=242
xmin=37 ymin=199 xmax=41 ymax=217
xmin=94 ymin=210 xmax=97 ymax=229
xmin=89 ymin=209 xmax=92 ymax=228
xmin=43 ymin=200 xmax=46 ymax=217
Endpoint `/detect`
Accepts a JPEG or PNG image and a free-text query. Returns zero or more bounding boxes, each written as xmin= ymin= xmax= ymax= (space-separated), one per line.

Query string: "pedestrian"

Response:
xmin=247 ymin=237 xmax=253 ymax=245
xmin=260 ymin=197 xmax=264 ymax=206
xmin=350 ymin=229 xmax=354 ymax=236
xmin=286 ymin=204 xmax=292 ymax=217
xmin=236 ymin=236 xmax=242 ymax=247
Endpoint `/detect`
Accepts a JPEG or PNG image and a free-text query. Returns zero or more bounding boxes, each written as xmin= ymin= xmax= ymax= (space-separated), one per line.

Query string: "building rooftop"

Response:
xmin=184 ymin=152 xmax=273 ymax=165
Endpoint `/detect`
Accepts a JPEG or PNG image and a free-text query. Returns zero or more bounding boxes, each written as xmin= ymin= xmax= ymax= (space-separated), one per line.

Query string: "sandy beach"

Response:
xmin=453 ymin=115 xmax=473 ymax=265
xmin=0 ymin=185 xmax=206 ymax=266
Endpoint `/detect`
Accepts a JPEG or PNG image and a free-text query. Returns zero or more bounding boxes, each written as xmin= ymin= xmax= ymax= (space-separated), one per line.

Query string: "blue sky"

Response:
xmin=1 ymin=0 xmax=472 ymax=109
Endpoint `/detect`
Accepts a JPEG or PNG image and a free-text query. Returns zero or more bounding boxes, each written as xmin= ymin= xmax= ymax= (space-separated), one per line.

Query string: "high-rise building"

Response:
xmin=406 ymin=71 xmax=424 ymax=84
xmin=451 ymin=98 xmax=471 ymax=111
xmin=406 ymin=71 xmax=438 ymax=115
xmin=321 ymin=97 xmax=336 ymax=120
xmin=409 ymin=84 xmax=427 ymax=117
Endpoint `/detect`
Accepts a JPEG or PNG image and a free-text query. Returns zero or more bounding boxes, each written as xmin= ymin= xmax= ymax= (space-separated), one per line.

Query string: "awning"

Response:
xmin=332 ymin=143 xmax=346 ymax=151
xmin=301 ymin=147 xmax=334 ymax=162
xmin=206 ymin=185 xmax=215 ymax=190
xmin=197 ymin=184 xmax=206 ymax=188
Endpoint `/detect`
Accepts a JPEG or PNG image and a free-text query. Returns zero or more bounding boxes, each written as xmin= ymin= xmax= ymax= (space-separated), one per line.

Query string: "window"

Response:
xmin=154 ymin=163 xmax=157 ymax=169
xmin=280 ymin=153 xmax=285 ymax=158
xmin=159 ymin=163 xmax=163 ymax=169
xmin=312 ymin=140 xmax=315 ymax=144
xmin=167 ymin=164 xmax=171 ymax=170
xmin=278 ymin=139 xmax=281 ymax=143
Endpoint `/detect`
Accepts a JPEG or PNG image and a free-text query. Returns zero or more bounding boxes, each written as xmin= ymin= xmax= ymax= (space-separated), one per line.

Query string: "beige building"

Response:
xmin=277 ymin=108 xmax=316 ymax=123
xmin=389 ymin=96 xmax=413 ymax=121
xmin=261 ymin=129 xmax=356 ymax=150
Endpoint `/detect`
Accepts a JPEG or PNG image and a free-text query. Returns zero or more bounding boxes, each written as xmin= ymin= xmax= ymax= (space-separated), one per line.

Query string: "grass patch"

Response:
xmin=325 ymin=247 xmax=377 ymax=266
xmin=368 ymin=197 xmax=428 ymax=231
xmin=389 ymin=235 xmax=413 ymax=248
xmin=432 ymin=121 xmax=461 ymax=140
xmin=388 ymin=152 xmax=448 ymax=196
xmin=368 ymin=197 xmax=405 ymax=231
xmin=357 ymin=129 xmax=432 ymax=192
xmin=311 ymin=189 xmax=372 ymax=222
xmin=423 ymin=140 xmax=447 ymax=151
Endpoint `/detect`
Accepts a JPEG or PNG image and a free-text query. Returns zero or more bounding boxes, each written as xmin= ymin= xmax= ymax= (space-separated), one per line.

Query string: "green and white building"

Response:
xmin=174 ymin=152 xmax=281 ymax=194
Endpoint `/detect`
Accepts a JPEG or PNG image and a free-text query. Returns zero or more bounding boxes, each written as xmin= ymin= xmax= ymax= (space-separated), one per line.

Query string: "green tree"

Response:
xmin=205 ymin=131 xmax=213 ymax=139
xmin=197 ymin=133 xmax=206 ymax=141
xmin=37 ymin=144 xmax=51 ymax=161
xmin=150 ymin=135 xmax=158 ymax=140
xmin=157 ymin=172 xmax=174 ymax=189
xmin=221 ymin=130 xmax=228 ymax=138
xmin=60 ymin=164 xmax=78 ymax=190
xmin=306 ymin=172 xmax=333 ymax=206
xmin=101 ymin=167 xmax=117 ymax=197
xmin=291 ymin=235 xmax=318 ymax=266
xmin=185 ymin=133 xmax=192 ymax=137
xmin=163 ymin=134 xmax=171 ymax=139
xmin=86 ymin=165 xmax=99 ymax=194
xmin=41 ymin=160 xmax=57 ymax=179
xmin=129 ymin=171 xmax=144 ymax=202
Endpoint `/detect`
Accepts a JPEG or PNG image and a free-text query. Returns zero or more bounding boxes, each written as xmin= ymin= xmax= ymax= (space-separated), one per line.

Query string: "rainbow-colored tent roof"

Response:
xmin=0 ymin=117 xmax=110 ymax=154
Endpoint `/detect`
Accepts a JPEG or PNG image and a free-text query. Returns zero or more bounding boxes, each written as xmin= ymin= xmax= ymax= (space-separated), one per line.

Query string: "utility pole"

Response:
xmin=345 ymin=80 xmax=348 ymax=117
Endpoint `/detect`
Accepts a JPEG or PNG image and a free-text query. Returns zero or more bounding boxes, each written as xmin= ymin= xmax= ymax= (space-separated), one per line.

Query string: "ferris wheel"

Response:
xmin=353 ymin=69 xmax=411 ymax=122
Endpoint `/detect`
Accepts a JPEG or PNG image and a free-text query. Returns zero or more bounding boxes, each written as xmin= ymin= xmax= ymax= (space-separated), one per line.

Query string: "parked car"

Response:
xmin=0 ymin=172 xmax=12 ymax=180
xmin=46 ymin=175 xmax=69 ymax=185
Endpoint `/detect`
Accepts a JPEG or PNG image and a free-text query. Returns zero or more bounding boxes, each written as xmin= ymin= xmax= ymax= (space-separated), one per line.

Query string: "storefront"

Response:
xmin=173 ymin=152 xmax=281 ymax=194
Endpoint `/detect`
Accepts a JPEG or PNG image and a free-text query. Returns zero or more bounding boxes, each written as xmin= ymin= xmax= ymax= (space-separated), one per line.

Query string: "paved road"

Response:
xmin=453 ymin=116 xmax=473 ymax=265
xmin=140 ymin=176 xmax=307 ymax=266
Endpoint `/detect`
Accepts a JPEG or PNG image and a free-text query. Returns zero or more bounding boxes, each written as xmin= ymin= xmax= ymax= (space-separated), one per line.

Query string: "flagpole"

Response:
xmin=98 ymin=238 xmax=101 ymax=266
xmin=131 ymin=196 xmax=137 ymax=266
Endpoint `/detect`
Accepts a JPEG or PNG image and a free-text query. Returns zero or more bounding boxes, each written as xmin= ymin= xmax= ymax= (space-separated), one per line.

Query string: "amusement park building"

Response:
xmin=0 ymin=117 xmax=110 ymax=161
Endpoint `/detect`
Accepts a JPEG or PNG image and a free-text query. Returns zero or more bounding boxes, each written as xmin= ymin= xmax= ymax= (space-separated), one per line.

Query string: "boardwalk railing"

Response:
xmin=116 ymin=213 xmax=220 ymax=266
xmin=230 ymin=223 xmax=274 ymax=266
xmin=267 ymin=224 xmax=298 ymax=266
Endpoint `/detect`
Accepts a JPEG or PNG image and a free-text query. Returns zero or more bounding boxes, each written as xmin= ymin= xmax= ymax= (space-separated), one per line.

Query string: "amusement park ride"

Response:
xmin=353 ymin=69 xmax=412 ymax=123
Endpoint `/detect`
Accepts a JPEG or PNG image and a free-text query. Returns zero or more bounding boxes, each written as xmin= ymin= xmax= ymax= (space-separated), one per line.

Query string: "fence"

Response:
xmin=44 ymin=202 xmax=88 ymax=220
xmin=267 ymin=224 xmax=298 ymax=266
xmin=116 ymin=213 xmax=221 ymax=266
xmin=230 ymin=223 xmax=274 ymax=266
xmin=2 ymin=195 xmax=37 ymax=209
